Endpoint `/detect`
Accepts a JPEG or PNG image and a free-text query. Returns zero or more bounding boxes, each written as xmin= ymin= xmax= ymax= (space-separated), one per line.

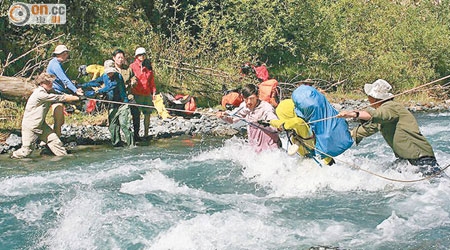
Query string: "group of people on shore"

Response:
xmin=10 ymin=45 xmax=443 ymax=177
xmin=217 ymin=79 xmax=442 ymax=176
xmin=12 ymin=45 xmax=155 ymax=158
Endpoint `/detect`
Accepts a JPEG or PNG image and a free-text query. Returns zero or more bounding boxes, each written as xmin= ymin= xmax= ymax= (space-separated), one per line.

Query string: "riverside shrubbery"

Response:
xmin=1 ymin=0 xmax=449 ymax=100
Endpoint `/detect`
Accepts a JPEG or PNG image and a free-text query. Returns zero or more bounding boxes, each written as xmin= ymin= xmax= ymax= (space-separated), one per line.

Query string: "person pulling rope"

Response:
xmin=307 ymin=74 xmax=450 ymax=125
xmin=299 ymin=137 xmax=449 ymax=183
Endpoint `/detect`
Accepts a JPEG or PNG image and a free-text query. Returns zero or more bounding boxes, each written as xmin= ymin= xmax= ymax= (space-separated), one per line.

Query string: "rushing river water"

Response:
xmin=1 ymin=112 xmax=449 ymax=250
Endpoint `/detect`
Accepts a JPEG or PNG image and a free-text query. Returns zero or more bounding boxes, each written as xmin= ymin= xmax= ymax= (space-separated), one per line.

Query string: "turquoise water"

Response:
xmin=1 ymin=112 xmax=449 ymax=249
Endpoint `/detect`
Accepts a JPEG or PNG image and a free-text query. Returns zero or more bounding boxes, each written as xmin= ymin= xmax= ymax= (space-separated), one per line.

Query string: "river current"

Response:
xmin=1 ymin=112 xmax=449 ymax=249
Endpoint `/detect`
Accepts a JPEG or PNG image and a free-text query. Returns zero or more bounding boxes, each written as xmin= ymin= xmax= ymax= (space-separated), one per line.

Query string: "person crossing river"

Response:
xmin=216 ymin=84 xmax=280 ymax=152
xmin=268 ymin=99 xmax=336 ymax=166
xmin=276 ymin=85 xmax=354 ymax=163
xmin=337 ymin=79 xmax=442 ymax=176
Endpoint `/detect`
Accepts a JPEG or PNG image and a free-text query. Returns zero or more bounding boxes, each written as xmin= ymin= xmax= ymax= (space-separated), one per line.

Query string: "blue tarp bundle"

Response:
xmin=292 ymin=85 xmax=353 ymax=157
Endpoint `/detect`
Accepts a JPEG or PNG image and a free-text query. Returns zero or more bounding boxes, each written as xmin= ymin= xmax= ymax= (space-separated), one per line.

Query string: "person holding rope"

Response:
xmin=269 ymin=99 xmax=335 ymax=165
xmin=290 ymin=85 xmax=354 ymax=162
xmin=216 ymin=84 xmax=280 ymax=152
xmin=12 ymin=73 xmax=83 ymax=158
xmin=337 ymin=79 xmax=441 ymax=176
xmin=46 ymin=45 xmax=84 ymax=137
xmin=81 ymin=62 xmax=134 ymax=147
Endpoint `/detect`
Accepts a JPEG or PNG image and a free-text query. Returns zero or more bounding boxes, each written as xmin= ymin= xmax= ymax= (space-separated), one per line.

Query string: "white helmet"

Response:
xmin=135 ymin=47 xmax=146 ymax=56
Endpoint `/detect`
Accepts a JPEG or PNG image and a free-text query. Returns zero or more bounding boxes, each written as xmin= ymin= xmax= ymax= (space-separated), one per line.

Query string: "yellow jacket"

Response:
xmin=270 ymin=99 xmax=334 ymax=165
xmin=86 ymin=65 xmax=104 ymax=80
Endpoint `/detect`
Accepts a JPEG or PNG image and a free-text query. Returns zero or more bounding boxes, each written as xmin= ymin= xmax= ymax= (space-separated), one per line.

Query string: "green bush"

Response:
xmin=1 ymin=0 xmax=450 ymax=105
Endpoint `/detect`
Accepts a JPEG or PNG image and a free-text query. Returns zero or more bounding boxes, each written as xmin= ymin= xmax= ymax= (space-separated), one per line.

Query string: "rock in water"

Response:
xmin=211 ymin=126 xmax=239 ymax=136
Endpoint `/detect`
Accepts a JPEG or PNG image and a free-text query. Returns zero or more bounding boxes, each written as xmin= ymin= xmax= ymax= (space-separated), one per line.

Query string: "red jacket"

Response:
xmin=130 ymin=58 xmax=156 ymax=96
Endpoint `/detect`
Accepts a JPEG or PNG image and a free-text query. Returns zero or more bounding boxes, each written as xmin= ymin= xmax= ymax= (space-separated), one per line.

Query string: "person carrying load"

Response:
xmin=258 ymin=79 xmax=279 ymax=107
xmin=78 ymin=64 xmax=104 ymax=81
xmin=291 ymin=85 xmax=353 ymax=163
xmin=268 ymin=99 xmax=335 ymax=165
xmin=221 ymin=80 xmax=279 ymax=110
xmin=337 ymin=79 xmax=441 ymax=176
xmin=78 ymin=60 xmax=115 ymax=113
xmin=12 ymin=73 xmax=83 ymax=158
xmin=239 ymin=62 xmax=280 ymax=107
xmin=216 ymin=84 xmax=280 ymax=153
xmin=80 ymin=60 xmax=115 ymax=98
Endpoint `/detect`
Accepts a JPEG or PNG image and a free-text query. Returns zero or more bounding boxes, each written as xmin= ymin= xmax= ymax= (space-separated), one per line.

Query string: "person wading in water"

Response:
xmin=337 ymin=79 xmax=442 ymax=176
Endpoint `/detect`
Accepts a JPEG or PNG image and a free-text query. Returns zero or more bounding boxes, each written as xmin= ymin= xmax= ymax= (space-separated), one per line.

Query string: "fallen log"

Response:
xmin=0 ymin=76 xmax=36 ymax=102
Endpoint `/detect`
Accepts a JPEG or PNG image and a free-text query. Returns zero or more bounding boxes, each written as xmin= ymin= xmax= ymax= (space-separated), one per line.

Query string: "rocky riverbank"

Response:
xmin=0 ymin=114 xmax=245 ymax=155
xmin=1 ymin=99 xmax=449 ymax=155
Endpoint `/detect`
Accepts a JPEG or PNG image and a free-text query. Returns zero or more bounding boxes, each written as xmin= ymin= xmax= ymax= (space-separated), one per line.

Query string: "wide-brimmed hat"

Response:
xmin=104 ymin=66 xmax=118 ymax=74
xmin=103 ymin=59 xmax=114 ymax=68
xmin=364 ymin=79 xmax=394 ymax=100
xmin=135 ymin=47 xmax=146 ymax=56
xmin=53 ymin=45 xmax=70 ymax=55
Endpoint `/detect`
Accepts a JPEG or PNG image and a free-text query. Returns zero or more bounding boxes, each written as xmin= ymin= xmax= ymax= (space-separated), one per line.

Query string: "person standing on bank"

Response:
xmin=81 ymin=63 xmax=135 ymax=147
xmin=12 ymin=73 xmax=82 ymax=158
xmin=129 ymin=47 xmax=156 ymax=140
xmin=337 ymin=79 xmax=441 ymax=176
xmin=46 ymin=45 xmax=84 ymax=138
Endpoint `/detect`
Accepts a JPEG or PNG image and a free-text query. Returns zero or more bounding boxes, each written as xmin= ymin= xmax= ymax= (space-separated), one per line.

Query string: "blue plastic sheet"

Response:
xmin=292 ymin=85 xmax=353 ymax=157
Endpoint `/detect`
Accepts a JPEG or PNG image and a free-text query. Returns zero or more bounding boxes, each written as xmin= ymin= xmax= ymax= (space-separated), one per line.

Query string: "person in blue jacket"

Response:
xmin=81 ymin=64 xmax=134 ymax=147
xmin=46 ymin=45 xmax=83 ymax=137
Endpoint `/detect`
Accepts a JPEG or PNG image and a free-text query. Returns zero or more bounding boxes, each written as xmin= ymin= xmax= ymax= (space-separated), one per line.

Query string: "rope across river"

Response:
xmin=297 ymin=138 xmax=450 ymax=183
xmin=88 ymin=73 xmax=450 ymax=125
xmin=308 ymin=74 xmax=450 ymax=124
xmin=86 ymin=74 xmax=450 ymax=183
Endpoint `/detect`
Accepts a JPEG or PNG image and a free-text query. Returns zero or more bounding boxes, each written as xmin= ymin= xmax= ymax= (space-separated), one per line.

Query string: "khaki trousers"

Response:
xmin=12 ymin=123 xmax=67 ymax=158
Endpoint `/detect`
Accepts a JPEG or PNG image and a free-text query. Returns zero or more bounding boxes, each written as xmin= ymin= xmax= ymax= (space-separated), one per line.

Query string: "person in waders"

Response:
xmin=337 ymin=79 xmax=442 ymax=176
xmin=216 ymin=84 xmax=280 ymax=153
xmin=81 ymin=64 xmax=134 ymax=147
xmin=12 ymin=73 xmax=83 ymax=158
xmin=112 ymin=49 xmax=135 ymax=93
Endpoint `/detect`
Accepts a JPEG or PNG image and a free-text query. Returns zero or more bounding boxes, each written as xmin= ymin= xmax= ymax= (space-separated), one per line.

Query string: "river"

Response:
xmin=1 ymin=112 xmax=449 ymax=249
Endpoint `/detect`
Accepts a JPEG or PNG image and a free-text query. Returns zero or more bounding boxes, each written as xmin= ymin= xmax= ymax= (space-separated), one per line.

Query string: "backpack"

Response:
xmin=253 ymin=65 xmax=269 ymax=82
xmin=221 ymin=92 xmax=244 ymax=110
xmin=258 ymin=79 xmax=280 ymax=107
xmin=175 ymin=94 xmax=196 ymax=115
xmin=161 ymin=93 xmax=196 ymax=116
